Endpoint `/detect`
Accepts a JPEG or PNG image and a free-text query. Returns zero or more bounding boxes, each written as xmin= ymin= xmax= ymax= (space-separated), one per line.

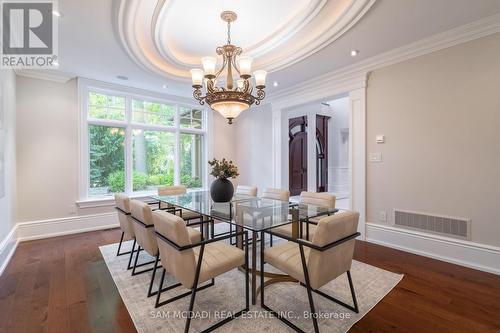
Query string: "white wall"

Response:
xmin=326 ymin=97 xmax=349 ymax=195
xmin=211 ymin=112 xmax=236 ymax=162
xmin=366 ymin=32 xmax=500 ymax=247
xmin=232 ymin=104 xmax=274 ymax=195
xmin=0 ymin=70 xmax=17 ymax=240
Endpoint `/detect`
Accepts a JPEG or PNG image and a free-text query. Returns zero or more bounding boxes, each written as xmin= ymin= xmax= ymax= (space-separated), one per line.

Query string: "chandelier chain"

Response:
xmin=227 ymin=21 xmax=231 ymax=44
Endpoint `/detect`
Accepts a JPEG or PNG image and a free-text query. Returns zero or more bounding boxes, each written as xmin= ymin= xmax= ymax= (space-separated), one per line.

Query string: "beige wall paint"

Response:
xmin=367 ymin=33 xmax=500 ymax=247
xmin=0 ymin=70 xmax=17 ymax=240
xmin=15 ymin=77 xmax=105 ymax=222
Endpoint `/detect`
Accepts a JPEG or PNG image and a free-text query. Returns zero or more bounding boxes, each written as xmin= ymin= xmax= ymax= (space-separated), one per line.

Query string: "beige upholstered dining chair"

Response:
xmin=114 ymin=194 xmax=138 ymax=270
xmin=114 ymin=193 xmax=135 ymax=256
xmin=262 ymin=188 xmax=290 ymax=201
xmin=152 ymin=210 xmax=249 ymax=332
xmin=262 ymin=211 xmax=360 ymax=333
xmin=261 ymin=188 xmax=290 ymax=246
xmin=157 ymin=185 xmax=213 ymax=238
xmin=235 ymin=185 xmax=258 ymax=197
xmin=273 ymin=191 xmax=336 ymax=240
xmin=157 ymin=185 xmax=200 ymax=220
xmin=130 ymin=200 xmax=202 ymax=297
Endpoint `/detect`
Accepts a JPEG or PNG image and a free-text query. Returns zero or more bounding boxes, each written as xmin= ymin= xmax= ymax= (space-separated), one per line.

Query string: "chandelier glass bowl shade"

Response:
xmin=190 ymin=11 xmax=267 ymax=124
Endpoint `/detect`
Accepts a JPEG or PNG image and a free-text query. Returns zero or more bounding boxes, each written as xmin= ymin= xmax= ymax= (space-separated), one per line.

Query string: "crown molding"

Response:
xmin=269 ymin=12 xmax=500 ymax=108
xmin=14 ymin=69 xmax=75 ymax=83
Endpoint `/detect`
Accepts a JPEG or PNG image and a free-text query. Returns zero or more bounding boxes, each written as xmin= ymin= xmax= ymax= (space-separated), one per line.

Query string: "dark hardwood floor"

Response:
xmin=1 ymin=228 xmax=499 ymax=333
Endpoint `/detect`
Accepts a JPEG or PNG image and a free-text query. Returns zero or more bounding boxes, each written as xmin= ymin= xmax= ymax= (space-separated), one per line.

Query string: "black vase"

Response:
xmin=210 ymin=178 xmax=234 ymax=202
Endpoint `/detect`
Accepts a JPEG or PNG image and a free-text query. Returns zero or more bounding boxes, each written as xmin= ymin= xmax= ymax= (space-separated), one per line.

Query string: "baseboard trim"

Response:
xmin=366 ymin=222 xmax=500 ymax=275
xmin=0 ymin=212 xmax=119 ymax=277
xmin=0 ymin=226 xmax=19 ymax=276
xmin=16 ymin=212 xmax=119 ymax=242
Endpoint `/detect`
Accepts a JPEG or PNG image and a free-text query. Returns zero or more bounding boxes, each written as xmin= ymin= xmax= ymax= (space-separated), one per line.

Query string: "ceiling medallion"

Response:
xmin=190 ymin=11 xmax=266 ymax=124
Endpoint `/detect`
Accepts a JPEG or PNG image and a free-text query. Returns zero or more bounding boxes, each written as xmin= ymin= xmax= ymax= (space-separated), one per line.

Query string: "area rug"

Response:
xmin=100 ymin=232 xmax=402 ymax=333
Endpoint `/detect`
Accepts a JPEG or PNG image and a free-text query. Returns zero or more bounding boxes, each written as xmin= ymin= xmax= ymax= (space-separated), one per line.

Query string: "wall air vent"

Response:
xmin=393 ymin=209 xmax=470 ymax=240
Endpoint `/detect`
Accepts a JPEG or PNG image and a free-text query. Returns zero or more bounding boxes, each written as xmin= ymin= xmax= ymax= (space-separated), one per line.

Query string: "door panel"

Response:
xmin=289 ymin=116 xmax=307 ymax=196
xmin=316 ymin=115 xmax=330 ymax=192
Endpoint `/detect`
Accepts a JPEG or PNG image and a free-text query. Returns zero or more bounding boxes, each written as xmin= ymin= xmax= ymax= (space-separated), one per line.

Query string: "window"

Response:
xmin=180 ymin=133 xmax=203 ymax=188
xmin=132 ymin=130 xmax=175 ymax=191
xmin=179 ymin=106 xmax=203 ymax=129
xmin=88 ymin=125 xmax=125 ymax=196
xmin=82 ymin=87 xmax=207 ymax=198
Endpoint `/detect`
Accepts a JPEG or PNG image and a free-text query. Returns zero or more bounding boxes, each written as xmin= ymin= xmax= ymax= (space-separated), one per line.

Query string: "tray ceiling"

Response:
xmin=117 ymin=0 xmax=376 ymax=81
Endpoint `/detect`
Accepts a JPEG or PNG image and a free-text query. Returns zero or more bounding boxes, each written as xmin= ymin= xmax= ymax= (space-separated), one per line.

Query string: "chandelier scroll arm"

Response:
xmin=253 ymin=88 xmax=266 ymax=105
xmin=214 ymin=48 xmax=227 ymax=80
xmin=192 ymin=88 xmax=205 ymax=105
xmin=232 ymin=47 xmax=243 ymax=76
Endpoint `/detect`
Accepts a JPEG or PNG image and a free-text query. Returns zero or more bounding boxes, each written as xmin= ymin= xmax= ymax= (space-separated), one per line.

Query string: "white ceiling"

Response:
xmin=53 ymin=0 xmax=500 ymax=97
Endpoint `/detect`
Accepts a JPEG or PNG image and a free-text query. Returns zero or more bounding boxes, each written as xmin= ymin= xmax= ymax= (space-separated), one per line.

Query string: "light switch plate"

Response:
xmin=369 ymin=152 xmax=382 ymax=162
xmin=376 ymin=135 xmax=385 ymax=143
xmin=379 ymin=210 xmax=387 ymax=222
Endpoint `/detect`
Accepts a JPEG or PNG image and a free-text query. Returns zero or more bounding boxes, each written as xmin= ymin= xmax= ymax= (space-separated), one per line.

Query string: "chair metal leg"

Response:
xmin=127 ymin=239 xmax=137 ymax=270
xmin=117 ymin=232 xmax=137 ymax=257
xmin=131 ymin=246 xmax=157 ymax=276
xmin=260 ymin=230 xmax=265 ymax=307
xmin=155 ymin=268 xmax=167 ymax=308
xmin=154 ymin=276 xmax=214 ymax=308
xmin=147 ymin=253 xmax=160 ymax=297
xmin=299 ymin=271 xmax=359 ymax=313
xmin=116 ymin=231 xmax=124 ymax=256
xmin=347 ymin=271 xmax=359 ymax=312
xmin=132 ymin=246 xmax=141 ymax=275
xmin=299 ymin=244 xmax=319 ymax=333
xmin=184 ymin=244 xmax=205 ymax=333
xmin=306 ymin=219 xmax=310 ymax=241
xmin=245 ymin=232 xmax=250 ymax=310
xmin=210 ymin=219 xmax=215 ymax=239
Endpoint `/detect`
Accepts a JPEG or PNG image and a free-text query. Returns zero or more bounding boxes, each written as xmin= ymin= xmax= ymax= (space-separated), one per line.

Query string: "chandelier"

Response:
xmin=190 ymin=11 xmax=267 ymax=124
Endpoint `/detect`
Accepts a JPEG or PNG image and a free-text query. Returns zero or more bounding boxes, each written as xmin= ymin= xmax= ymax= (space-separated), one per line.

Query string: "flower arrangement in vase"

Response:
xmin=208 ymin=158 xmax=239 ymax=202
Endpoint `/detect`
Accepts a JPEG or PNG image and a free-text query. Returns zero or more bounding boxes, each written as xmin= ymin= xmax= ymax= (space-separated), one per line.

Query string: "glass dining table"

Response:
xmin=150 ymin=190 xmax=339 ymax=305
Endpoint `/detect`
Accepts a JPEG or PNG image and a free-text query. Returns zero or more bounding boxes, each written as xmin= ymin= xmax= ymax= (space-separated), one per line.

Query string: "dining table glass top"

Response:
xmin=150 ymin=190 xmax=338 ymax=232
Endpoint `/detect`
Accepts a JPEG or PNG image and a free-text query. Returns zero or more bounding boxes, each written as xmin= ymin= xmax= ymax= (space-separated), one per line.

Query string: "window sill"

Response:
xmin=76 ymin=188 xmax=207 ymax=209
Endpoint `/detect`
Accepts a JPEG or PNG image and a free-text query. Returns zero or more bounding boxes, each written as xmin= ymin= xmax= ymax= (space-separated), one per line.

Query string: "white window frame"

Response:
xmin=77 ymin=78 xmax=210 ymax=201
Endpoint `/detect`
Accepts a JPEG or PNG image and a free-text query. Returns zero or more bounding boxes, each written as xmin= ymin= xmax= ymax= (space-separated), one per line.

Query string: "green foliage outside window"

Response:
xmin=89 ymin=125 xmax=124 ymax=194
xmin=88 ymin=92 xmax=125 ymax=120
xmin=88 ymin=92 xmax=204 ymax=196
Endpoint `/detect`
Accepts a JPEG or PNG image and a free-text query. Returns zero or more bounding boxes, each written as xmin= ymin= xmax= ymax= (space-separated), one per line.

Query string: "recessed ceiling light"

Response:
xmin=52 ymin=10 xmax=62 ymax=17
xmin=350 ymin=50 xmax=359 ymax=57
xmin=273 ymin=81 xmax=279 ymax=87
xmin=117 ymin=75 xmax=128 ymax=80
xmin=162 ymin=84 xmax=167 ymax=89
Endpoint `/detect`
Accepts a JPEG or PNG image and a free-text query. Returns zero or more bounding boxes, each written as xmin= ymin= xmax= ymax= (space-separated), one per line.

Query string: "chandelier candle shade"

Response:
xmin=190 ymin=11 xmax=267 ymax=124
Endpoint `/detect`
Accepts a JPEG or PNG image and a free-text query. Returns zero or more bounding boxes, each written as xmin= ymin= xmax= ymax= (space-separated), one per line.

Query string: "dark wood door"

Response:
xmin=289 ymin=116 xmax=308 ymax=196
xmin=316 ymin=115 xmax=330 ymax=192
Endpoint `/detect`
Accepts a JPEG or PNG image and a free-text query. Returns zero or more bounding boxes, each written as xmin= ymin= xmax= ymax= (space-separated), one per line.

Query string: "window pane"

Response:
xmin=133 ymin=130 xmax=175 ymax=191
xmin=88 ymin=92 xmax=125 ymax=120
xmin=180 ymin=117 xmax=191 ymax=128
xmin=180 ymin=133 xmax=203 ymax=188
xmin=132 ymin=99 xmax=175 ymax=126
xmin=88 ymin=125 xmax=125 ymax=196
xmin=179 ymin=106 xmax=203 ymax=129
